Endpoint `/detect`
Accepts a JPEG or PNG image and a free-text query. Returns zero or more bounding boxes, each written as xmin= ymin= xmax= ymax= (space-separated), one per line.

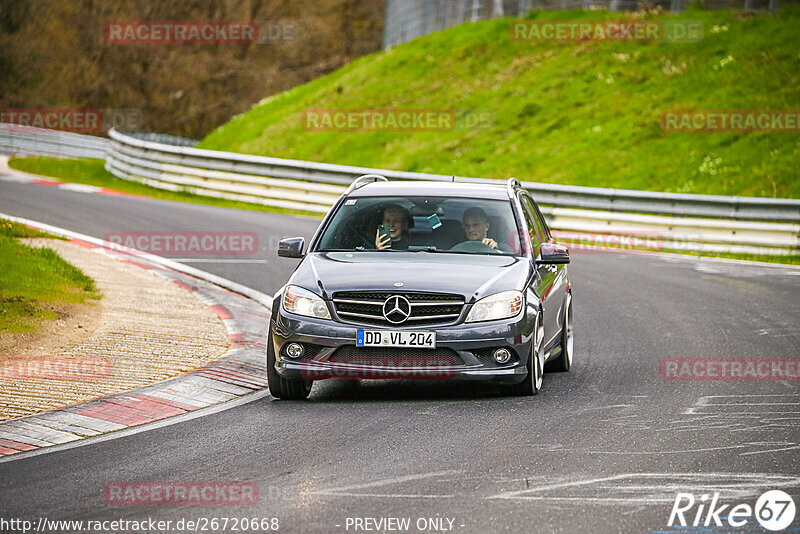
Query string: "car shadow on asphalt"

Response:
xmin=275 ymin=378 xmax=533 ymax=403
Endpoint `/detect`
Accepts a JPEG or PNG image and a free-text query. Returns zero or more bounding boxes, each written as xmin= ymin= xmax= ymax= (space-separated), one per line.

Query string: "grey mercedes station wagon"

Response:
xmin=268 ymin=175 xmax=573 ymax=399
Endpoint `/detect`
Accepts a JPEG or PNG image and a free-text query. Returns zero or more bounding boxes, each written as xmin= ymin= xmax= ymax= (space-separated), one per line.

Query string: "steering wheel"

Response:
xmin=450 ymin=240 xmax=500 ymax=253
xmin=343 ymin=221 xmax=376 ymax=249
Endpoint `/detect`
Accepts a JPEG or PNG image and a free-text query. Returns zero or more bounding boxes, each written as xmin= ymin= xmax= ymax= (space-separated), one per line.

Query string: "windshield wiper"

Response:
xmin=422 ymin=249 xmax=513 ymax=256
xmin=319 ymin=247 xmax=404 ymax=252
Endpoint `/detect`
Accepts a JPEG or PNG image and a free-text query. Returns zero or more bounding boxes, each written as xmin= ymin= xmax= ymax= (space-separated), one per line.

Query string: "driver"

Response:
xmin=375 ymin=204 xmax=411 ymax=250
xmin=462 ymin=207 xmax=502 ymax=252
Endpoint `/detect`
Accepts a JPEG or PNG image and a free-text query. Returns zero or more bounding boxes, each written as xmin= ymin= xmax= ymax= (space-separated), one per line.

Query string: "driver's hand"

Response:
xmin=482 ymin=238 xmax=498 ymax=249
xmin=376 ymin=228 xmax=391 ymax=250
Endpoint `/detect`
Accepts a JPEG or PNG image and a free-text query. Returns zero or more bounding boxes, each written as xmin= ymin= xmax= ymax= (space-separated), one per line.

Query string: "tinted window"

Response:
xmin=528 ymin=195 xmax=552 ymax=240
xmin=520 ymin=194 xmax=543 ymax=256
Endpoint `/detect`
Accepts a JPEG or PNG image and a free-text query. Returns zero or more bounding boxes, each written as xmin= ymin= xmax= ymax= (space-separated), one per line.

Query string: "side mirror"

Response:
xmin=278 ymin=237 xmax=305 ymax=258
xmin=539 ymin=242 xmax=570 ymax=264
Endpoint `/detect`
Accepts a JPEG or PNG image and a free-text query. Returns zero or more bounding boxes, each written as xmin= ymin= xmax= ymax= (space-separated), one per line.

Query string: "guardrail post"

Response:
xmin=491 ymin=0 xmax=504 ymax=16
xmin=455 ymin=0 xmax=468 ymax=23
xmin=470 ymin=0 xmax=481 ymax=22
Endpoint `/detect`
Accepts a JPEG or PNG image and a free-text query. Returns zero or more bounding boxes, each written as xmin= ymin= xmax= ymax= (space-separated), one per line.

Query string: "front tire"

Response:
xmin=266 ymin=332 xmax=312 ymax=400
xmin=510 ymin=313 xmax=544 ymax=396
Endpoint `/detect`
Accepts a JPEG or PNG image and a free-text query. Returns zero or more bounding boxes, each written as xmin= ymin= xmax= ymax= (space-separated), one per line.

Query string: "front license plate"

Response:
xmin=356 ymin=330 xmax=436 ymax=349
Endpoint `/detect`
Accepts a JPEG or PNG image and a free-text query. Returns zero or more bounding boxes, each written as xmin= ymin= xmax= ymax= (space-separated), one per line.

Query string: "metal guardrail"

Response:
xmin=101 ymin=128 xmax=799 ymax=255
xmin=104 ymin=128 xmax=800 ymax=222
xmin=125 ymin=132 xmax=198 ymax=147
xmin=547 ymin=207 xmax=800 ymax=256
xmin=1 ymin=124 xmax=798 ymax=256
xmin=0 ymin=124 xmax=108 ymax=160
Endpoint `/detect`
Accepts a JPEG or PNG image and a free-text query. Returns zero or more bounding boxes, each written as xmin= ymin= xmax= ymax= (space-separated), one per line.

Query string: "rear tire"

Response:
xmin=510 ymin=313 xmax=544 ymax=396
xmin=266 ymin=332 xmax=312 ymax=400
xmin=546 ymin=292 xmax=573 ymax=373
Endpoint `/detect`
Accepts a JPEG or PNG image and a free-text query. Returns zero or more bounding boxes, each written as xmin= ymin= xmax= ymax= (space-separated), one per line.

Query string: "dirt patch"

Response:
xmin=0 ymin=299 xmax=102 ymax=361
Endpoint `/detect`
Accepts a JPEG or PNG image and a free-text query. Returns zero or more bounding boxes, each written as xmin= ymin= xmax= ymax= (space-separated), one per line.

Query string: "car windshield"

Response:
xmin=315 ymin=196 xmax=525 ymax=255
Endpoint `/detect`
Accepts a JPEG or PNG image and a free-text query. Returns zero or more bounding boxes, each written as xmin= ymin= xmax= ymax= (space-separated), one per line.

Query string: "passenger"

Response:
xmin=375 ymin=204 xmax=411 ymax=250
xmin=462 ymin=207 xmax=503 ymax=252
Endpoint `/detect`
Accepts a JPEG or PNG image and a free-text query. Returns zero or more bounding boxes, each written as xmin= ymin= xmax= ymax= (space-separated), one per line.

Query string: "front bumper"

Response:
xmin=271 ymin=306 xmax=535 ymax=384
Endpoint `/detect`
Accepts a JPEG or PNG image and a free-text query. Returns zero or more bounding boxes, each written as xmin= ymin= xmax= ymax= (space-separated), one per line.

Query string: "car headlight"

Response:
xmin=465 ymin=290 xmax=523 ymax=323
xmin=282 ymin=285 xmax=331 ymax=319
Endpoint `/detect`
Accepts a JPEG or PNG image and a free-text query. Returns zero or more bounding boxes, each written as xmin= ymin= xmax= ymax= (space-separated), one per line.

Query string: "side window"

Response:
xmin=519 ymin=194 xmax=542 ymax=256
xmin=529 ymin=197 xmax=552 ymax=240
xmin=523 ymin=195 xmax=547 ymax=253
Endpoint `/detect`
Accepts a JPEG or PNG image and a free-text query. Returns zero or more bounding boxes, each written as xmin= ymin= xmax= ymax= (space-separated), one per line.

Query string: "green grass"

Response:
xmin=199 ymin=7 xmax=800 ymax=198
xmin=682 ymin=250 xmax=800 ymax=265
xmin=7 ymin=157 xmax=321 ymax=218
xmin=0 ymin=219 xmax=100 ymax=333
xmin=0 ymin=218 xmax=62 ymax=239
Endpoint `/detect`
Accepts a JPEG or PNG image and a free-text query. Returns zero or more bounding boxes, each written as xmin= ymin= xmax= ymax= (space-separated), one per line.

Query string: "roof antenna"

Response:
xmin=451 ymin=175 xmax=455 ymax=182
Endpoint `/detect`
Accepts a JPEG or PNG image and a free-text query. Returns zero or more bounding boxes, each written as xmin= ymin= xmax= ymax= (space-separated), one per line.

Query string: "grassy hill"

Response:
xmin=199 ymin=7 xmax=800 ymax=198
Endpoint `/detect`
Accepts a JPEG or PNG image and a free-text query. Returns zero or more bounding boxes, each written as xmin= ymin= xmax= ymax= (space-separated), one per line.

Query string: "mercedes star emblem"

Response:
xmin=382 ymin=295 xmax=411 ymax=324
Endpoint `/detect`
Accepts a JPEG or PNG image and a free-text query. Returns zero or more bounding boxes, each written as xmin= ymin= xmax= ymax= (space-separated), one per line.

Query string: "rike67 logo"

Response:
xmin=669 ymin=490 xmax=796 ymax=531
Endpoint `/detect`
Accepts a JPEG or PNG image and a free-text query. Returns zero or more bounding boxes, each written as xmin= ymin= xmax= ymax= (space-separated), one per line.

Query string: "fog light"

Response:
xmin=285 ymin=342 xmax=305 ymax=359
xmin=493 ymin=348 xmax=512 ymax=364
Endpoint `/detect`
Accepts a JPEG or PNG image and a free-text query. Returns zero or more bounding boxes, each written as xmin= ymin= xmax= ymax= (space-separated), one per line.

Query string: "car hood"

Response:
xmin=288 ymin=251 xmax=531 ymax=302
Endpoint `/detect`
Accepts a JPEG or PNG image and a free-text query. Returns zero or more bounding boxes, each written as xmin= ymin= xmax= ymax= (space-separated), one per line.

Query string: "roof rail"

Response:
xmin=346 ymin=174 xmax=388 ymax=193
xmin=506 ymin=177 xmax=521 ymax=199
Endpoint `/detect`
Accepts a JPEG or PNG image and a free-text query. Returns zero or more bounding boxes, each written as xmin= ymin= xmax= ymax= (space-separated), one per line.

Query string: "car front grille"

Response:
xmin=331 ymin=291 xmax=465 ymax=327
xmin=329 ymin=346 xmax=463 ymax=367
